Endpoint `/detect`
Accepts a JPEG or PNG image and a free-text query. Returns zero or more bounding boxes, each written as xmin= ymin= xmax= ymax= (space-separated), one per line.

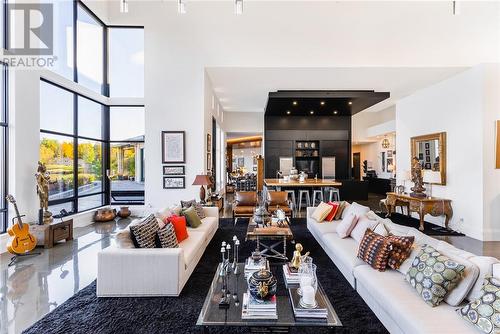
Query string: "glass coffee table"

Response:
xmin=197 ymin=263 xmax=341 ymax=333
xmin=246 ymin=219 xmax=294 ymax=261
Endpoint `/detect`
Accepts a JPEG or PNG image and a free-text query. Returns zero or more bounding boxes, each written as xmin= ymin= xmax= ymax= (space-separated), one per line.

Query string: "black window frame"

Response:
xmin=0 ymin=62 xmax=8 ymax=233
xmin=40 ymin=79 xmax=109 ymax=214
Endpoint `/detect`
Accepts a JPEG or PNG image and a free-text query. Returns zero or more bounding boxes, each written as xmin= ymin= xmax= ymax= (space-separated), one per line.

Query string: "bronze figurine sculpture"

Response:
xmin=35 ymin=161 xmax=53 ymax=224
xmin=410 ymin=157 xmax=426 ymax=198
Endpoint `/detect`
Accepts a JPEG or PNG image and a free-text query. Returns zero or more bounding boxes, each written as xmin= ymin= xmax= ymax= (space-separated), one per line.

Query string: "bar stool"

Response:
xmin=328 ymin=187 xmax=340 ymax=202
xmin=312 ymin=190 xmax=324 ymax=206
xmin=285 ymin=190 xmax=297 ymax=213
xmin=298 ymin=190 xmax=311 ymax=212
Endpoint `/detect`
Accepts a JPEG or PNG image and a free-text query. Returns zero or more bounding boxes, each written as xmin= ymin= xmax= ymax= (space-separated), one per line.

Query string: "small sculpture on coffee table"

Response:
xmin=410 ymin=156 xmax=426 ymax=198
xmin=291 ymin=243 xmax=310 ymax=270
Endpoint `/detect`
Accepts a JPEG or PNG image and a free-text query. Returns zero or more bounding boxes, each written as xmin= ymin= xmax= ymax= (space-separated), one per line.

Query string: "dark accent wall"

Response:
xmin=264 ymin=116 xmax=352 ymax=179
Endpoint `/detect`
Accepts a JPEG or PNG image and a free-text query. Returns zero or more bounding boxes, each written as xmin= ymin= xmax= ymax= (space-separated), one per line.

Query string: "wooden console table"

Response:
xmin=385 ymin=192 xmax=453 ymax=231
xmin=31 ymin=219 xmax=73 ymax=248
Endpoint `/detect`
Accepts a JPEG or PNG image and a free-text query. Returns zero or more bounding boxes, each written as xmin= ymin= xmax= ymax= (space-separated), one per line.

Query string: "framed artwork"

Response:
xmin=253 ymin=166 xmax=257 ymax=172
xmin=207 ymin=153 xmax=212 ymax=169
xmin=162 ymin=131 xmax=185 ymax=163
xmin=425 ymin=143 xmax=430 ymax=149
xmin=418 ymin=153 xmax=424 ymax=160
xmin=237 ymin=157 xmax=245 ymax=168
xmin=163 ymin=165 xmax=185 ymax=175
xmin=163 ymin=176 xmax=185 ymax=189
xmin=424 ymin=163 xmax=432 ymax=169
xmin=425 ymin=149 xmax=430 ymax=156
xmin=425 ymin=156 xmax=431 ymax=163
xmin=387 ymin=150 xmax=393 ymax=158
xmin=381 ymin=151 xmax=386 ymax=172
xmin=207 ymin=133 xmax=211 ymax=153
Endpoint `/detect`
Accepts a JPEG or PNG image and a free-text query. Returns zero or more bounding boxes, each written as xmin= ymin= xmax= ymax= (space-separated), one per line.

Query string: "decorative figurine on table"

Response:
xmin=291 ymin=243 xmax=310 ymax=270
xmin=35 ymin=161 xmax=53 ymax=225
xmin=275 ymin=207 xmax=287 ymax=227
xmin=410 ymin=156 xmax=426 ymax=198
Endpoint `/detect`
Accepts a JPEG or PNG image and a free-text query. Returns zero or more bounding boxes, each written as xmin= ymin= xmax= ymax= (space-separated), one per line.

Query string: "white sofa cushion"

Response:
xmin=344 ymin=202 xmax=370 ymax=218
xmin=178 ymin=232 xmax=205 ymax=265
xmin=354 ymin=265 xmax=478 ymax=334
xmin=187 ymin=216 xmax=217 ymax=235
xmin=322 ymin=233 xmax=365 ymax=271
xmin=309 ymin=219 xmax=340 ymax=236
xmin=337 ymin=212 xmax=359 ymax=238
xmin=351 ymin=215 xmax=379 ymax=243
xmin=436 ymin=242 xmax=479 ymax=306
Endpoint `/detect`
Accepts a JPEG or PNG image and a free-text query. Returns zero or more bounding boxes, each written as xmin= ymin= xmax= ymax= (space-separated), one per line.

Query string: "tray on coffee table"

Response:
xmin=196 ymin=263 xmax=341 ymax=333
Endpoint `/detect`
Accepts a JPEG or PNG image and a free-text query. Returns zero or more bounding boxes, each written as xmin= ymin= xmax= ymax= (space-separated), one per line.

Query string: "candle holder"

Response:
xmin=233 ymin=239 xmax=240 ymax=275
xmin=226 ymin=244 xmax=232 ymax=273
xmin=219 ymin=259 xmax=230 ymax=309
xmin=219 ymin=246 xmax=226 ymax=277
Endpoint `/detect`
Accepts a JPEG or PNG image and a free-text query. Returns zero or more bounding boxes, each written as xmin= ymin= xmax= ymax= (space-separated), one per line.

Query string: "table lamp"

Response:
xmin=192 ymin=174 xmax=211 ymax=203
xmin=423 ymin=170 xmax=441 ymax=198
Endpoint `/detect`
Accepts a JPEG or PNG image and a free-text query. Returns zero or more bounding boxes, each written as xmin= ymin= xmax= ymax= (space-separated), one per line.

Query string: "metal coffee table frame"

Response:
xmin=246 ymin=219 xmax=294 ymax=261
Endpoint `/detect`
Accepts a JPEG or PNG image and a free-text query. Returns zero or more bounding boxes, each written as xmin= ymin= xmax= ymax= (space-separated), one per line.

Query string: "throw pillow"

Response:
xmin=373 ymin=222 xmax=388 ymax=236
xmin=350 ymin=215 xmax=379 ymax=243
xmin=334 ymin=201 xmax=348 ymax=220
xmin=181 ymin=206 xmax=203 ymax=228
xmin=168 ymin=215 xmax=189 ymax=242
xmin=405 ymin=244 xmax=465 ymax=307
xmin=311 ymin=202 xmax=333 ymax=222
xmin=344 ymin=202 xmax=370 ymax=219
xmin=325 ymin=202 xmax=340 ymax=221
xmin=386 ymin=234 xmax=415 ymax=270
xmin=155 ymin=223 xmax=179 ymax=248
xmin=336 ymin=212 xmax=359 ymax=238
xmin=458 ymin=276 xmax=500 ymax=333
xmin=129 ymin=214 xmax=159 ymax=248
xmin=357 ymin=229 xmax=393 ymax=271
xmin=180 ymin=199 xmax=206 ymax=219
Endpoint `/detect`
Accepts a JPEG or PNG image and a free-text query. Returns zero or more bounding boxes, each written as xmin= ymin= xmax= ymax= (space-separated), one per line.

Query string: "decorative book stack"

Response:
xmin=282 ymin=263 xmax=300 ymax=285
xmin=242 ymin=293 xmax=277 ymax=320
xmin=244 ymin=257 xmax=269 ymax=279
xmin=288 ymin=288 xmax=328 ymax=320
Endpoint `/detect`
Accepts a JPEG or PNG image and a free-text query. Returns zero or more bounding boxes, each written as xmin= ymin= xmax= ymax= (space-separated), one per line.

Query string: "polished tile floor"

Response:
xmin=0 ymin=218 xmax=133 ymax=334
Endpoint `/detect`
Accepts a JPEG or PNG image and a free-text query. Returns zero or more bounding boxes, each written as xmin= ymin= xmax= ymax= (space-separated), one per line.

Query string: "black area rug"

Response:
xmin=24 ymin=219 xmax=388 ymax=334
xmin=377 ymin=212 xmax=465 ymax=236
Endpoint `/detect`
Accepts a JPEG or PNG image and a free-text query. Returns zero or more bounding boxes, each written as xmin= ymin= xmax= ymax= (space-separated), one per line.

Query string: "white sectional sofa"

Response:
xmin=307 ymin=205 xmax=500 ymax=334
xmin=97 ymin=206 xmax=219 ymax=297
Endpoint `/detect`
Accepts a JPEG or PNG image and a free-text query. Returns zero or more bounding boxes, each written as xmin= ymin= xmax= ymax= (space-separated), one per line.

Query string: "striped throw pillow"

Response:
xmin=156 ymin=223 xmax=178 ymax=248
xmin=129 ymin=214 xmax=159 ymax=248
xmin=357 ymin=229 xmax=392 ymax=271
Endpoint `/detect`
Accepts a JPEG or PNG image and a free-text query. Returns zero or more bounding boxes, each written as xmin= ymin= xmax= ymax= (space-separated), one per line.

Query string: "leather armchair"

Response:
xmin=233 ymin=191 xmax=257 ymax=218
xmin=266 ymin=191 xmax=293 ymax=218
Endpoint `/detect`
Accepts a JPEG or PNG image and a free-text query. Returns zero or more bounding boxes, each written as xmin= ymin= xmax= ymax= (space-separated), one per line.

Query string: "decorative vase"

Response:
xmin=247 ymin=269 xmax=277 ymax=301
xmin=117 ymin=206 xmax=131 ymax=218
xmin=93 ymin=208 xmax=117 ymax=222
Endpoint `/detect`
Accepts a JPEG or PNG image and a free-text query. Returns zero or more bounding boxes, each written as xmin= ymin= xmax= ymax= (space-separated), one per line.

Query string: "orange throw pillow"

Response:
xmin=167 ymin=215 xmax=189 ymax=242
xmin=325 ymin=202 xmax=340 ymax=221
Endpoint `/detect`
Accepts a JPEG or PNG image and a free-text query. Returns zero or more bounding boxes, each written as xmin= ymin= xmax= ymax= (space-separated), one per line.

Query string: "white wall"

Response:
xmin=396 ymin=66 xmax=488 ymax=240
xmin=223 ymin=112 xmax=263 ymax=133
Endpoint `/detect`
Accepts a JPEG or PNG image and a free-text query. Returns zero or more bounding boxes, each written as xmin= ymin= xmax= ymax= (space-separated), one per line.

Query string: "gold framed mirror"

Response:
xmin=410 ymin=132 xmax=446 ymax=185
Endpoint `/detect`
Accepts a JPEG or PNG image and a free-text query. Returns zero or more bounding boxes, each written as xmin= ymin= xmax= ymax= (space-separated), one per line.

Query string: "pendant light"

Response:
xmin=235 ymin=0 xmax=243 ymax=15
xmin=120 ymin=0 xmax=128 ymax=13
xmin=381 ymin=136 xmax=390 ymax=149
xmin=178 ymin=0 xmax=187 ymax=14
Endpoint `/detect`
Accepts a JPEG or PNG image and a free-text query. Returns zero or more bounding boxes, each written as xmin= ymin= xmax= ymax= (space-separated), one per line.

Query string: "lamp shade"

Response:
xmin=192 ymin=174 xmax=211 ymax=186
xmin=423 ymin=170 xmax=441 ymax=184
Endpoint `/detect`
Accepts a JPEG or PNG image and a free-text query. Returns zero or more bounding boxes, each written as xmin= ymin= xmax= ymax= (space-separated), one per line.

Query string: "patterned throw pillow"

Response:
xmin=458 ymin=276 xmax=500 ymax=333
xmin=387 ymin=234 xmax=415 ymax=270
xmin=155 ymin=223 xmax=178 ymax=248
xmin=129 ymin=214 xmax=159 ymax=248
xmin=405 ymin=244 xmax=465 ymax=307
xmin=357 ymin=229 xmax=393 ymax=271
xmin=180 ymin=199 xmax=206 ymax=219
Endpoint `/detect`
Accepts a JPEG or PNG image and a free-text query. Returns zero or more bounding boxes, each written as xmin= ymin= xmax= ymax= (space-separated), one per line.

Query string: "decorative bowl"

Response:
xmin=247 ymin=269 xmax=277 ymax=301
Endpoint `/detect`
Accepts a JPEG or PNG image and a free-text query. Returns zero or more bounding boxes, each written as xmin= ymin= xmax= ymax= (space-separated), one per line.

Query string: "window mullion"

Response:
xmin=73 ymin=93 xmax=78 ymax=213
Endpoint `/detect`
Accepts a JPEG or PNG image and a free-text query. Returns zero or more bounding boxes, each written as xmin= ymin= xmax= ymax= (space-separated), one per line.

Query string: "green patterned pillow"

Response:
xmin=458 ymin=276 xmax=500 ymax=333
xmin=405 ymin=244 xmax=465 ymax=307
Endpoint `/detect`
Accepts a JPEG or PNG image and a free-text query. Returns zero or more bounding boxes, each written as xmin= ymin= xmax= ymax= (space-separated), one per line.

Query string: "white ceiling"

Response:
xmin=206 ymin=67 xmax=468 ymax=113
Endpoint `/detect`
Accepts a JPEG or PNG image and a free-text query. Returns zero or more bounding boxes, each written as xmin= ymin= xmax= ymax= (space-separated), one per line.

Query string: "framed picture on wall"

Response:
xmin=425 ymin=143 xmax=430 ymax=149
xmin=425 ymin=149 xmax=430 ymax=156
xmin=163 ymin=165 xmax=185 ymax=175
xmin=381 ymin=152 xmax=386 ymax=172
xmin=162 ymin=131 xmax=185 ymax=163
xmin=207 ymin=153 xmax=212 ymax=170
xmin=387 ymin=150 xmax=393 ymax=158
xmin=418 ymin=153 xmax=424 ymax=160
xmin=425 ymin=156 xmax=431 ymax=163
xmin=163 ymin=176 xmax=185 ymax=189
xmin=238 ymin=157 xmax=245 ymax=168
xmin=424 ymin=163 xmax=432 ymax=169
xmin=207 ymin=133 xmax=211 ymax=153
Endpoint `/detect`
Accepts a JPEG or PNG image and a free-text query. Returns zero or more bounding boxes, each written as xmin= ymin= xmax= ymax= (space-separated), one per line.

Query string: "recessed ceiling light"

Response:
xmin=333 ymin=110 xmax=338 ymax=115
xmin=320 ymin=101 xmax=325 ymax=106
xmin=286 ymin=111 xmax=291 ymax=115
xmin=310 ymin=110 xmax=314 ymax=115
xmin=348 ymin=101 xmax=353 ymax=105
xmin=292 ymin=101 xmax=298 ymax=106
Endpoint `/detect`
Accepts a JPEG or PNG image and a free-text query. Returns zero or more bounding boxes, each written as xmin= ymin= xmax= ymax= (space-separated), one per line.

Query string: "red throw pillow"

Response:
xmin=325 ymin=202 xmax=340 ymax=221
xmin=167 ymin=215 xmax=189 ymax=242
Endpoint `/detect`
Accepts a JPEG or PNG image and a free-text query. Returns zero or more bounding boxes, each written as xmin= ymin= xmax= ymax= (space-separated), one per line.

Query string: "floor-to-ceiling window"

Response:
xmin=39 ymin=80 xmax=106 ymax=214
xmin=0 ymin=63 xmax=7 ymax=233
xmin=38 ymin=2 xmax=144 ymax=214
